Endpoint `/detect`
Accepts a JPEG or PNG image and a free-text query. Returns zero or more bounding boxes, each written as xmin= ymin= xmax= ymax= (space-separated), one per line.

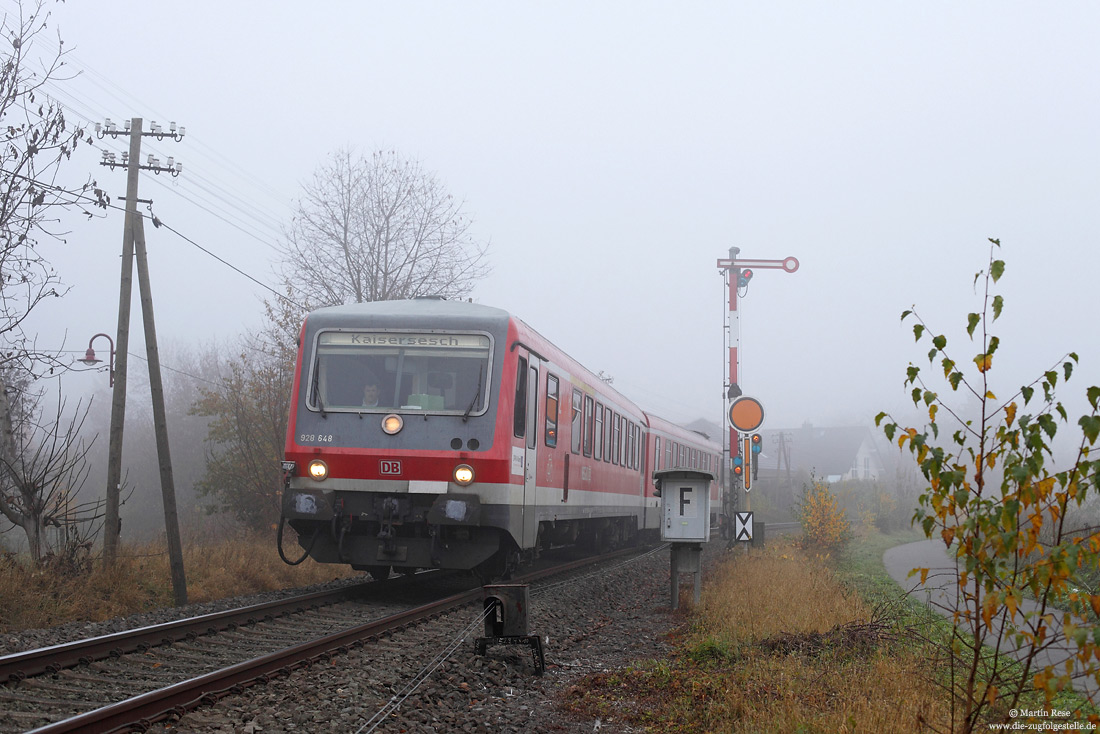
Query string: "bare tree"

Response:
xmin=280 ymin=148 xmax=489 ymax=305
xmin=0 ymin=1 xmax=104 ymax=365
xmin=0 ymin=377 xmax=99 ymax=564
xmin=0 ymin=1 xmax=108 ymax=561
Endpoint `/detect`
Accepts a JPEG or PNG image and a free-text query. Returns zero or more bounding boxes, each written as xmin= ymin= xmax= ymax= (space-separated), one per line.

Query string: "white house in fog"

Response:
xmin=758 ymin=423 xmax=888 ymax=484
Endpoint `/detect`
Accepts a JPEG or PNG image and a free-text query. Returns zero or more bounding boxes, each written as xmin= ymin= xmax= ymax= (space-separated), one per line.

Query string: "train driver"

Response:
xmin=362 ymin=371 xmax=381 ymax=408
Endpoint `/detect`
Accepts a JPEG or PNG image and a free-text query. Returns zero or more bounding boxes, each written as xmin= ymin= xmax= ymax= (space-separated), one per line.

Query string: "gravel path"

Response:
xmin=3 ymin=541 xmax=727 ymax=733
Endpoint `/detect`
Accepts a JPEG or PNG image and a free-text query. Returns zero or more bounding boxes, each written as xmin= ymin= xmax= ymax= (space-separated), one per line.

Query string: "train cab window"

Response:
xmin=583 ymin=395 xmax=594 ymax=457
xmin=545 ymin=374 xmax=559 ymax=448
xmin=594 ymin=402 xmax=604 ymax=461
xmin=570 ymin=389 xmax=583 ymax=454
xmin=309 ymin=330 xmax=492 ymax=416
xmin=513 ymin=357 xmax=528 ymax=439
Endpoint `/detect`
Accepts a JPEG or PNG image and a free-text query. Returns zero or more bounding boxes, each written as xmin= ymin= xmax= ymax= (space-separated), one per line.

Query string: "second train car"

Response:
xmin=279 ymin=297 xmax=722 ymax=579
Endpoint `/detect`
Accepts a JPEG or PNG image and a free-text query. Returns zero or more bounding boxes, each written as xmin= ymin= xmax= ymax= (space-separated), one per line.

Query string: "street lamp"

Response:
xmin=79 ymin=333 xmax=115 ymax=386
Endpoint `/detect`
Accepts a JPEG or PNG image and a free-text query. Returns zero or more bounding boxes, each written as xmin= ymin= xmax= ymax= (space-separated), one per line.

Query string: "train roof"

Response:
xmin=303 ymin=299 xmax=721 ymax=451
xmin=304 ymin=298 xmax=513 ymax=331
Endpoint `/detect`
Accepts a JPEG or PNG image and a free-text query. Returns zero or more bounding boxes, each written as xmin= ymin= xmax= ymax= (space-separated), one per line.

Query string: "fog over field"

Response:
xmin=10 ymin=2 xmax=1097 ymax=536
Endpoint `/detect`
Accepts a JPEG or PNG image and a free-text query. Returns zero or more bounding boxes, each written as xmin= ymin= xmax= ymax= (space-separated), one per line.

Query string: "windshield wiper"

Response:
xmin=463 ymin=364 xmax=484 ymax=422
xmin=311 ymin=368 xmax=327 ymax=418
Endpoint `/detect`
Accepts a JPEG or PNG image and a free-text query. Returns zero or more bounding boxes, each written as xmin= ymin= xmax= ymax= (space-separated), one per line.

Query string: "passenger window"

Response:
xmin=571 ymin=389 xmax=583 ymax=454
xmin=545 ymin=374 xmax=559 ymax=448
xmin=627 ymin=422 xmax=635 ymax=469
xmin=655 ymin=437 xmax=661 ymax=471
xmin=603 ymin=406 xmax=613 ymax=463
xmin=583 ymin=395 xmax=594 ymax=457
xmin=612 ymin=413 xmax=621 ymax=464
xmin=513 ymin=357 xmax=528 ymax=439
xmin=629 ymin=422 xmax=638 ymax=468
xmin=594 ymin=402 xmax=604 ymax=461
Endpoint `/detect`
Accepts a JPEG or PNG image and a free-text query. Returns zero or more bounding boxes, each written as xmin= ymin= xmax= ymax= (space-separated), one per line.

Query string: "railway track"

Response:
xmin=1 ymin=547 xmax=645 ymax=734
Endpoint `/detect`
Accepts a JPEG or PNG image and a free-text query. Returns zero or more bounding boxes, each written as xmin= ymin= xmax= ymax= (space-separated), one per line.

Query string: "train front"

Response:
xmin=279 ymin=299 xmax=513 ymax=579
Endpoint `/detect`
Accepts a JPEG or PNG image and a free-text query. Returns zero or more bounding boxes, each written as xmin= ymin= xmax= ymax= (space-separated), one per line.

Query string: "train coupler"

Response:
xmin=377 ymin=497 xmax=401 ymax=555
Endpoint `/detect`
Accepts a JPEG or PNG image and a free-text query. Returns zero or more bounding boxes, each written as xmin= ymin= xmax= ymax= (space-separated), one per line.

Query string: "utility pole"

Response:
xmin=97 ymin=118 xmax=188 ymax=605
xmin=717 ymin=249 xmax=798 ymax=522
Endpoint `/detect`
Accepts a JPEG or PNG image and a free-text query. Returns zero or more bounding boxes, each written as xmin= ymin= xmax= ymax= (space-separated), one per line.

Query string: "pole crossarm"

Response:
xmin=717 ymin=256 xmax=799 ymax=272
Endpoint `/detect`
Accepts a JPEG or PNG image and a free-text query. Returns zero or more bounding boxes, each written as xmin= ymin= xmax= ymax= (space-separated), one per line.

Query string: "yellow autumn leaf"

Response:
xmin=1005 ymin=402 xmax=1017 ymax=426
xmin=1005 ymin=593 xmax=1018 ymax=620
xmin=985 ymin=390 xmax=997 ymax=400
xmin=986 ymin=684 xmax=998 ymax=707
xmin=982 ymin=598 xmax=995 ymax=628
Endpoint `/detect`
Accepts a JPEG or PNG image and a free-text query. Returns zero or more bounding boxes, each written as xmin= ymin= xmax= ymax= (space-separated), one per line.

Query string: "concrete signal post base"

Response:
xmin=670 ymin=542 xmax=703 ymax=609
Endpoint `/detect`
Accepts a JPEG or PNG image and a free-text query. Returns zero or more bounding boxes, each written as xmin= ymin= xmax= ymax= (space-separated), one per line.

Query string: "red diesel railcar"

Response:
xmin=279 ymin=298 xmax=721 ymax=579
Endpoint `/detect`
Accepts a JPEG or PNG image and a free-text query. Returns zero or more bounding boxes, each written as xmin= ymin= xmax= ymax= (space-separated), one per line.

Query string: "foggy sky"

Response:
xmin=20 ymin=1 xmax=1100 ymax=436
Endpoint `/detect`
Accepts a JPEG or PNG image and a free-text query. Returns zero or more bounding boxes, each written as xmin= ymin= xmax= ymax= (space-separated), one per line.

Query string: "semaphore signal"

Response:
xmin=718 ymin=248 xmax=798 ymax=518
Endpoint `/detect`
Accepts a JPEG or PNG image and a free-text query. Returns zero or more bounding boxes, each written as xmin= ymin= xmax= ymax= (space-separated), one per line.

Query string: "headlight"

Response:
xmin=453 ymin=464 xmax=475 ymax=486
xmin=382 ymin=413 xmax=404 ymax=435
xmin=307 ymin=459 xmax=328 ymax=481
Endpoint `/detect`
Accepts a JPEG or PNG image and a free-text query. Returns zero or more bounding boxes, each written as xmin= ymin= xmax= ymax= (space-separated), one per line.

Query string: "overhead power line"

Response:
xmin=156 ymin=220 xmax=305 ymax=311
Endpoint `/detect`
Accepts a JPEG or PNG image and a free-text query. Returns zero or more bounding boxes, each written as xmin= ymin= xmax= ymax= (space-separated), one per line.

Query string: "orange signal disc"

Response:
xmin=728 ymin=396 xmax=765 ymax=432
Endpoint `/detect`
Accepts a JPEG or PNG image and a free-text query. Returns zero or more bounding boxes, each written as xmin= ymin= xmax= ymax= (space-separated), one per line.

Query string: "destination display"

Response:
xmin=319 ymin=332 xmax=489 ymax=350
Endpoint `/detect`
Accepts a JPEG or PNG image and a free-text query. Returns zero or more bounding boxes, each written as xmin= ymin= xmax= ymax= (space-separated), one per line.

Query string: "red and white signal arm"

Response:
xmin=728 ymin=396 xmax=765 ymax=432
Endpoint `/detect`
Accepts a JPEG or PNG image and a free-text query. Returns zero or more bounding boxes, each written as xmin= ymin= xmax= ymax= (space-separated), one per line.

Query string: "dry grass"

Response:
xmin=563 ymin=538 xmax=951 ymax=733
xmin=0 ymin=531 xmax=359 ymax=633
xmin=697 ymin=544 xmax=867 ymax=644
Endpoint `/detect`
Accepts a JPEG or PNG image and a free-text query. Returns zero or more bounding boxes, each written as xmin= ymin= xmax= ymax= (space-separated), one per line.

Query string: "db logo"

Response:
xmin=379 ymin=460 xmax=402 ymax=475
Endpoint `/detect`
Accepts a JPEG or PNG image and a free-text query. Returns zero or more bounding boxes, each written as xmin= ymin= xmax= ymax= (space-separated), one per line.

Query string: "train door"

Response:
xmin=515 ymin=350 xmax=540 ymax=549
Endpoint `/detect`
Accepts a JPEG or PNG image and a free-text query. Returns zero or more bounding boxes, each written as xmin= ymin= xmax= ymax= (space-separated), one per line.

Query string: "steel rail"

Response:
xmin=26 ymin=547 xmax=640 ymax=734
xmin=0 ymin=580 xmax=374 ymax=683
